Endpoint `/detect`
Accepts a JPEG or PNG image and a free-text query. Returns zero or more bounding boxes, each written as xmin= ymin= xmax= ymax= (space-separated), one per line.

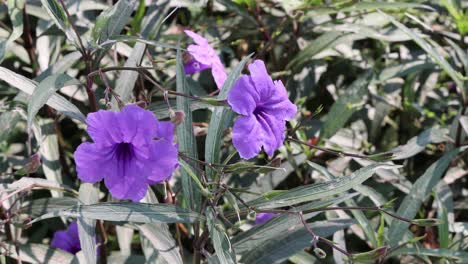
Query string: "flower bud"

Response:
xmin=170 ymin=110 xmax=185 ymax=125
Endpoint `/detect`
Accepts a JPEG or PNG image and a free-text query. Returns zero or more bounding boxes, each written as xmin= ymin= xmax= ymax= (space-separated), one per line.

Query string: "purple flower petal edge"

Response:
xmin=184 ymin=30 xmax=227 ymax=89
xmin=255 ymin=213 xmax=276 ymax=224
xmin=51 ymin=222 xmax=81 ymax=254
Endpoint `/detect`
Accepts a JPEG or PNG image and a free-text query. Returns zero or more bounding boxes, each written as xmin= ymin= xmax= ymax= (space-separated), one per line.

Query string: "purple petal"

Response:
xmin=155 ymin=121 xmax=175 ymax=142
xmin=227 ymin=75 xmax=259 ymax=116
xmin=104 ymin=144 xmax=150 ymax=201
xmin=184 ymin=30 xmax=209 ymax=46
xmin=74 ymin=142 xmax=112 ymax=183
xmin=187 ymin=44 xmax=215 ymax=65
xmin=262 ymin=80 xmax=297 ymax=120
xmin=248 ymin=60 xmax=275 ymax=98
xmin=86 ymin=110 xmax=121 ymax=146
xmin=147 ymin=140 xmax=179 ymax=184
xmin=117 ymin=105 xmax=158 ymax=147
xmin=212 ymin=60 xmax=227 ymax=89
xmin=232 ymin=115 xmax=263 ymax=159
xmin=255 ymin=112 xmax=286 ymax=156
xmin=51 ymin=222 xmax=81 ymax=254
xmin=255 ymin=213 xmax=276 ymax=224
xmin=184 ymin=58 xmax=211 ymax=74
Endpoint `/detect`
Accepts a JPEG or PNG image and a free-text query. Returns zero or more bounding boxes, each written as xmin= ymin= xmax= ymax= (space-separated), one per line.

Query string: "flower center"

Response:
xmin=253 ymin=105 xmax=266 ymax=116
xmin=115 ymin=142 xmax=134 ymax=162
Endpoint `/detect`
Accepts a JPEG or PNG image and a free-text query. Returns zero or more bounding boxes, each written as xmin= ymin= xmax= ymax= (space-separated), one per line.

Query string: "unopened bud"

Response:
xmin=170 ymin=110 xmax=185 ymax=125
xmin=135 ymin=101 xmax=147 ymax=109
xmin=313 ymin=247 xmax=326 ymax=259
xmin=411 ymin=218 xmax=442 ymax=226
xmin=348 ymin=246 xmax=389 ymax=263
xmin=17 ymin=153 xmax=41 ymax=175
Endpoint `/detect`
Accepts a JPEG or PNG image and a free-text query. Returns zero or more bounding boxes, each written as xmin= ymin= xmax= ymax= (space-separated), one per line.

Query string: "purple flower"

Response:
xmin=74 ymin=105 xmax=179 ymax=201
xmin=184 ymin=30 xmax=227 ymax=89
xmin=51 ymin=222 xmax=81 ymax=254
xmin=227 ymin=60 xmax=297 ymax=159
xmin=255 ymin=213 xmax=276 ymax=224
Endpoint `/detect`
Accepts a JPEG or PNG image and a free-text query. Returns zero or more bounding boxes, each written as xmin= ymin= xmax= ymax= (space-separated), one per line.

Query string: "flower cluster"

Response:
xmin=74 ymin=105 xmax=178 ymax=201
xmin=74 ymin=32 xmax=296 ymax=202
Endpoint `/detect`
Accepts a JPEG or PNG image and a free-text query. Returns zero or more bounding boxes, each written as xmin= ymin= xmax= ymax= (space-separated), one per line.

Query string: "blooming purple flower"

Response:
xmin=255 ymin=213 xmax=276 ymax=224
xmin=227 ymin=60 xmax=297 ymax=159
xmin=51 ymin=222 xmax=81 ymax=254
xmin=74 ymin=105 xmax=178 ymax=201
xmin=184 ymin=30 xmax=227 ymax=89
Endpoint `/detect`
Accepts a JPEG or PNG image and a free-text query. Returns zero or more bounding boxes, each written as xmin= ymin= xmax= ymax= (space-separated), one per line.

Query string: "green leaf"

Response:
xmin=388 ymin=148 xmax=461 ymax=246
xmin=0 ymin=67 xmax=85 ymax=123
xmin=389 ymin=127 xmax=449 ymax=160
xmin=36 ymin=51 xmax=82 ymax=82
xmin=179 ymin=160 xmax=213 ymax=198
xmin=0 ymin=177 xmax=76 ymax=194
xmin=388 ymin=248 xmax=468 ymax=262
xmin=40 ymin=0 xmax=80 ymax=47
xmin=139 ymin=224 xmax=183 ymax=264
xmin=20 ymin=197 xmax=78 ymax=217
xmin=287 ymin=31 xmax=356 ymax=71
xmin=205 ymin=54 xmax=252 ymax=181
xmin=111 ymin=2 xmax=168 ymax=109
xmin=32 ymin=118 xmax=64 ymax=197
xmin=2 ymin=0 xmax=24 ymax=63
xmin=380 ymin=10 xmax=465 ymax=99
xmin=319 ymin=71 xmax=372 ymax=140
xmin=92 ymin=0 xmax=136 ymax=44
xmin=77 ymin=183 xmax=99 ymax=264
xmin=302 ymin=2 xmax=433 ymax=16
xmin=27 ymin=73 xmax=81 ymax=130
xmin=374 ymin=60 xmax=436 ymax=84
xmin=100 ymin=35 xmax=181 ymax=50
xmin=239 ymin=219 xmax=354 ymax=264
xmin=30 ymin=202 xmax=204 ymax=224
xmin=347 ymin=246 xmax=389 ymax=264
xmin=138 ymin=188 xmax=182 ymax=263
xmin=248 ymin=163 xmax=397 ymax=209
xmin=459 ymin=116 xmax=468 ymax=135
xmin=207 ymin=208 xmax=237 ymax=264
xmin=307 ymin=161 xmax=377 ymax=247
xmin=435 ymin=183 xmax=453 ymax=249
xmin=92 ymin=0 xmax=137 ymax=63
xmin=233 ymin=193 xmax=357 ymax=253
xmin=0 ymin=242 xmax=74 ymax=263
xmin=176 ymin=47 xmax=202 ymax=211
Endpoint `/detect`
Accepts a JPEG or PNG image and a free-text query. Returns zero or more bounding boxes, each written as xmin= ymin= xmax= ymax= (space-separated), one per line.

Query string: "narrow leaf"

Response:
xmin=27 ymin=73 xmax=81 ymax=130
xmin=248 ymin=163 xmax=398 ymax=209
xmin=176 ymin=47 xmax=201 ymax=211
xmin=30 ymin=202 xmax=203 ymax=224
xmin=77 ymin=183 xmax=99 ymax=264
xmin=320 ymin=71 xmax=372 ymax=140
xmin=0 ymin=67 xmax=85 ymax=123
xmin=207 ymin=208 xmax=237 ymax=264
xmin=388 ymin=148 xmax=461 ymax=246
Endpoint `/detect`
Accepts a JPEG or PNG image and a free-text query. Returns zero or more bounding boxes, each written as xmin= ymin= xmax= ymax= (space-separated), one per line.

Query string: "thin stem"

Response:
xmin=89 ymin=66 xmax=224 ymax=105
xmin=57 ymin=0 xmax=87 ymax=56
xmin=298 ymin=211 xmax=352 ymax=257
xmin=98 ymin=69 xmax=124 ymax=108
xmin=287 ymin=136 xmax=375 ymax=160
xmin=304 ymin=206 xmax=414 ymax=224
